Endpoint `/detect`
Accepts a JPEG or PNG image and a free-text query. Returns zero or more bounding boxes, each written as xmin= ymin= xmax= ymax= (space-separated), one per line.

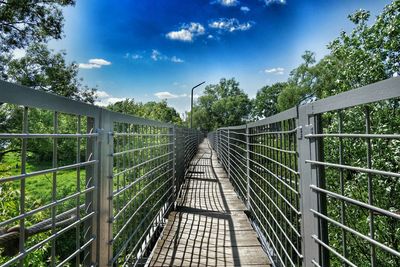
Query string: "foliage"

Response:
xmin=249 ymin=2 xmax=400 ymax=266
xmin=251 ymin=82 xmax=285 ymax=119
xmin=273 ymin=0 xmax=400 ymax=112
xmin=276 ymin=50 xmax=317 ymax=111
xmin=322 ymin=102 xmax=400 ymax=266
xmin=107 ymin=99 xmax=183 ymax=125
xmin=328 ymin=2 xmax=400 ymax=92
xmin=192 ymin=78 xmax=251 ymax=131
xmin=3 ymin=43 xmax=96 ymax=103
xmin=0 ymin=0 xmax=75 ymax=52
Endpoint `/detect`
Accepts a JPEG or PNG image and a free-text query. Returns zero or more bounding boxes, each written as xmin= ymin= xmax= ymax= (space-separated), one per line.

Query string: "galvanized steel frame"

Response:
xmin=208 ymin=77 xmax=400 ymax=267
xmin=0 ymin=80 xmax=203 ymax=267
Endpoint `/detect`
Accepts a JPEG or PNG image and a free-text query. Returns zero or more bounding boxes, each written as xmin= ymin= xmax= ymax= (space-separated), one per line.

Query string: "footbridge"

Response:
xmin=0 ymin=77 xmax=399 ymax=266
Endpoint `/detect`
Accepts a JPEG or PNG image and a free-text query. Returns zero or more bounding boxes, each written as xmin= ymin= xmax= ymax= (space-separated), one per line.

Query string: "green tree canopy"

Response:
xmin=192 ymin=78 xmax=251 ymax=131
xmin=0 ymin=0 xmax=75 ymax=52
xmin=277 ymin=50 xmax=317 ymax=111
xmin=328 ymin=2 xmax=400 ymax=91
xmin=275 ymin=0 xmax=400 ymax=112
xmin=4 ymin=43 xmax=96 ymax=103
xmin=252 ymin=82 xmax=286 ymax=119
xmin=107 ymin=99 xmax=183 ymax=125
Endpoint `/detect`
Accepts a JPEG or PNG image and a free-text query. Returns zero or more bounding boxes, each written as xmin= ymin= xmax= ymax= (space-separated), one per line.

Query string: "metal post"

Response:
xmin=170 ymin=126 xmax=176 ymax=209
xmin=97 ymin=109 xmax=113 ymax=266
xmin=297 ymin=105 xmax=320 ymax=267
xmin=190 ymin=81 xmax=205 ymax=128
xmin=246 ymin=124 xmax=251 ymax=211
xmin=227 ymin=128 xmax=231 ymax=179
xmin=216 ymin=130 xmax=219 ymax=160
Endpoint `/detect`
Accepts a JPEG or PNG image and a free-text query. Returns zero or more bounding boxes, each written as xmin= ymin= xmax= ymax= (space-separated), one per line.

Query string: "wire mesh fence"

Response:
xmin=0 ymin=80 xmax=203 ymax=267
xmin=209 ymin=77 xmax=400 ymax=267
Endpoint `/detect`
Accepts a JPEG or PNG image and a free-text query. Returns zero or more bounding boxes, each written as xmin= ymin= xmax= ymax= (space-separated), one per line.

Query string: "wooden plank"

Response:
xmin=148 ymin=139 xmax=271 ymax=267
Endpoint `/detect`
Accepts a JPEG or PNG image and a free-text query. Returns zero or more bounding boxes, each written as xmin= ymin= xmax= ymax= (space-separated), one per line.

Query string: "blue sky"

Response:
xmin=49 ymin=0 xmax=390 ymax=115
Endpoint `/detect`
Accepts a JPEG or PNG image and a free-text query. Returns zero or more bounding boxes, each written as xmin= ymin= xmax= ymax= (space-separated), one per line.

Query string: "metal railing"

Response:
xmin=0 ymin=80 xmax=203 ymax=266
xmin=209 ymin=77 xmax=400 ymax=267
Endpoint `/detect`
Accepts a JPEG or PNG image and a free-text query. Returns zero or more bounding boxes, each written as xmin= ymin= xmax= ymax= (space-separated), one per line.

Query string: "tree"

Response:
xmin=328 ymin=2 xmax=400 ymax=92
xmin=277 ymin=51 xmax=317 ymax=111
xmin=0 ymin=0 xmax=75 ymax=52
xmin=192 ymin=78 xmax=251 ymax=131
xmin=252 ymin=82 xmax=286 ymax=120
xmin=107 ymin=99 xmax=183 ymax=125
xmin=106 ymin=98 xmax=142 ymax=115
xmin=4 ymin=43 xmax=96 ymax=103
xmin=140 ymin=100 xmax=183 ymax=125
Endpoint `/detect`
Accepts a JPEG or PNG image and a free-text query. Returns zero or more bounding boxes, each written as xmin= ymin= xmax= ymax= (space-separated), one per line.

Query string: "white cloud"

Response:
xmin=95 ymin=90 xmax=110 ymax=98
xmin=88 ymin=58 xmax=111 ymax=66
xmin=151 ymin=50 xmax=184 ymax=64
xmin=264 ymin=67 xmax=284 ymax=75
xmin=94 ymin=90 xmax=125 ymax=106
xmin=166 ymin=22 xmax=205 ymax=42
xmin=78 ymin=63 xmax=101 ymax=69
xmin=209 ymin=18 xmax=254 ymax=32
xmin=212 ymin=0 xmax=240 ymax=6
xmin=240 ymin=6 xmax=250 ymax=12
xmin=166 ymin=29 xmax=193 ymax=42
xmin=171 ymin=56 xmax=184 ymax=63
xmin=154 ymin=92 xmax=179 ymax=99
xmin=151 ymin=49 xmax=164 ymax=61
xmin=263 ymin=0 xmax=286 ymax=5
xmin=79 ymin=58 xmax=111 ymax=69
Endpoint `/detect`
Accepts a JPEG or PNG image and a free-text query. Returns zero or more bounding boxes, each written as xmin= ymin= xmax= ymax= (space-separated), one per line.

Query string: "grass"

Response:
xmin=0 ymin=152 xmax=85 ymax=209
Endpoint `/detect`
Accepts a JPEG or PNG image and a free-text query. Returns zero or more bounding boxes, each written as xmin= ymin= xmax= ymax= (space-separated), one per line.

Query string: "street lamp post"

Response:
xmin=190 ymin=81 xmax=205 ymax=128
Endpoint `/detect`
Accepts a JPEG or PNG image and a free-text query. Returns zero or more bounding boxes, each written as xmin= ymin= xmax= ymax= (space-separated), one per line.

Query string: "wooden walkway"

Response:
xmin=148 ymin=139 xmax=271 ymax=267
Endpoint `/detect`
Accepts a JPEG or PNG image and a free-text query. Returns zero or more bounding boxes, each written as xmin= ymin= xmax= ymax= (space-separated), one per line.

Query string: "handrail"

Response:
xmin=209 ymin=77 xmax=400 ymax=267
xmin=0 ymin=80 xmax=204 ymax=267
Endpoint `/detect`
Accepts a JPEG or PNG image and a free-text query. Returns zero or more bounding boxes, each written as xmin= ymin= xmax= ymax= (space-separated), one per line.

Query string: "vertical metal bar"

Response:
xmin=338 ymin=110 xmax=348 ymax=265
xmin=297 ymin=106 xmax=320 ymax=267
xmin=122 ymin=123 xmax=127 ymax=238
xmin=84 ymin=116 xmax=97 ymax=265
xmin=97 ymin=109 xmax=113 ymax=266
xmin=219 ymin=130 xmax=221 ymax=161
xmin=365 ymin=106 xmax=376 ymax=267
xmin=170 ymin=126 xmax=176 ymax=209
xmin=115 ymin=123 xmax=120 ymax=227
xmin=315 ymin=114 xmax=330 ymax=267
xmin=19 ymin=107 xmax=28 ymax=267
xmin=76 ymin=115 xmax=81 ymax=267
xmin=227 ymin=128 xmax=231 ymax=180
xmin=246 ymin=124 xmax=250 ymax=210
xmin=216 ymin=130 xmax=219 ymax=159
xmin=51 ymin=111 xmax=58 ymax=267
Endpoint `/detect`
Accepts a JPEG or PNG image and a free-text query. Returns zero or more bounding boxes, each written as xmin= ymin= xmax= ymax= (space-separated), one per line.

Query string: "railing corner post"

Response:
xmin=97 ymin=109 xmax=114 ymax=267
xmin=297 ymin=105 xmax=320 ymax=267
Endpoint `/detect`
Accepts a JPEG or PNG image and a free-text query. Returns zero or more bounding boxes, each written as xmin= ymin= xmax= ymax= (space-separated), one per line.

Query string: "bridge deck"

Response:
xmin=148 ymin=139 xmax=271 ymax=266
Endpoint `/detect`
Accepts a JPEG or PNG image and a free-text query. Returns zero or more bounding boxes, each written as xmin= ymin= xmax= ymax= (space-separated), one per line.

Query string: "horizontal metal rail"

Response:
xmin=209 ymin=77 xmax=400 ymax=267
xmin=0 ymin=80 xmax=203 ymax=267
